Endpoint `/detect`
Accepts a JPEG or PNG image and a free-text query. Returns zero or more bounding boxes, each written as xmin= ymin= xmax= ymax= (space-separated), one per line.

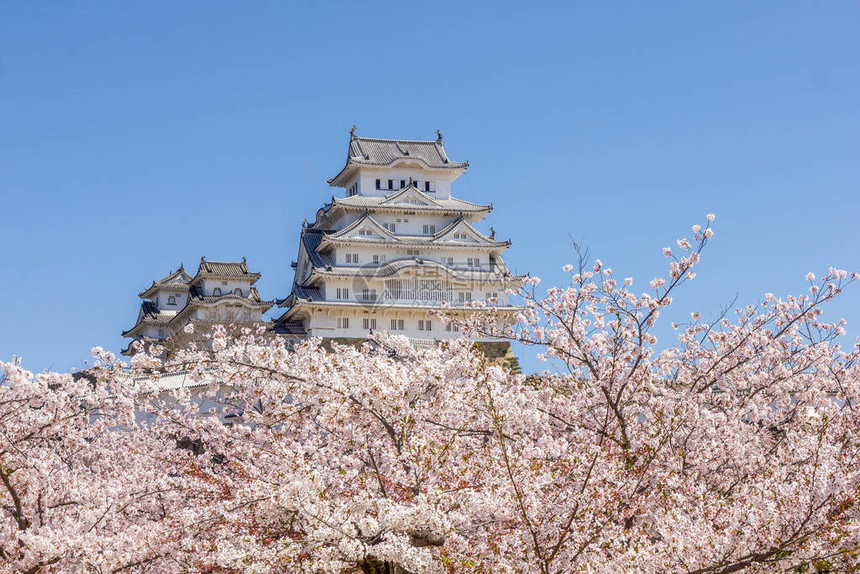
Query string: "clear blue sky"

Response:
xmin=2 ymin=2 xmax=858 ymax=374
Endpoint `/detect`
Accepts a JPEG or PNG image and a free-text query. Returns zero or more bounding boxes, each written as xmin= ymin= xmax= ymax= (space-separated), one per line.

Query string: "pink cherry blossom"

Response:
xmin=2 ymin=216 xmax=858 ymax=574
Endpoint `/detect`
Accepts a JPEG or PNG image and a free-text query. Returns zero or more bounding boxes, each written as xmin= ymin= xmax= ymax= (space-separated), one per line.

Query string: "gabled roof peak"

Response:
xmin=137 ymin=265 xmax=193 ymax=298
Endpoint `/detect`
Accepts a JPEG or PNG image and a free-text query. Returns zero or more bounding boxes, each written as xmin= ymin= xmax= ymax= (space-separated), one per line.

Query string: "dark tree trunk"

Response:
xmin=359 ymin=557 xmax=412 ymax=574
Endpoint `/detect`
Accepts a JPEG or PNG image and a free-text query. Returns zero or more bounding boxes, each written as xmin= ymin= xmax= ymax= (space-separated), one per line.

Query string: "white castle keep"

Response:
xmin=273 ymin=130 xmax=524 ymax=352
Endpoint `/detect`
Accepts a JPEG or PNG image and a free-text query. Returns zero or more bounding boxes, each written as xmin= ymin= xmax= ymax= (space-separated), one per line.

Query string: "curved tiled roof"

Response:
xmin=320 ymin=186 xmax=491 ymax=216
xmin=329 ymin=134 xmax=468 ymax=186
xmin=272 ymin=320 xmax=307 ymax=336
xmin=138 ymin=266 xmax=192 ymax=298
xmin=192 ymin=258 xmax=261 ymax=282
xmin=187 ymin=284 xmax=270 ymax=306
xmin=121 ymin=301 xmax=177 ymax=336
xmin=317 ymin=213 xmax=510 ymax=250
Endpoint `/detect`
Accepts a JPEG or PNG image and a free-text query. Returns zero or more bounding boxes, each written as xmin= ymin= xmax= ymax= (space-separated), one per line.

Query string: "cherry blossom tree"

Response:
xmin=2 ymin=215 xmax=858 ymax=573
xmin=468 ymin=215 xmax=860 ymax=573
xmin=0 ymin=355 xmax=210 ymax=573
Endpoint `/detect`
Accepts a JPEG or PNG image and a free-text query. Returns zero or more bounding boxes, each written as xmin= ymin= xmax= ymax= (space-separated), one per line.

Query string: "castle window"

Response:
xmin=213 ymin=287 xmax=222 ymax=296
xmin=446 ymin=322 xmax=454 ymax=332
xmin=362 ymin=318 xmax=377 ymax=330
xmin=376 ymin=179 xmax=381 ymax=190
xmin=400 ymin=179 xmax=406 ymax=189
xmin=418 ymin=319 xmax=432 ymax=331
xmin=424 ymin=181 xmax=431 ymax=192
xmin=158 ymin=328 xmax=165 ymax=338
xmin=167 ymin=296 xmax=177 ymax=305
xmin=407 ymin=249 xmax=419 ymax=256
xmin=423 ymin=224 xmax=436 ymax=234
xmin=337 ymin=317 xmax=349 ymax=329
xmin=234 ymin=288 xmax=243 ymax=296
xmin=387 ymin=179 xmax=393 ymax=190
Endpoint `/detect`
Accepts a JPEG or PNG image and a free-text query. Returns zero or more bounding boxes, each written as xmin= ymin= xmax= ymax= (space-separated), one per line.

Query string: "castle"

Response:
xmin=123 ymin=130 xmax=524 ymax=357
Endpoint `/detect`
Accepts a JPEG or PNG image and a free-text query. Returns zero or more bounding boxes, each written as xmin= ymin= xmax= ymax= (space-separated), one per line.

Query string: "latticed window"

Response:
xmin=384 ymin=279 xmax=452 ymax=302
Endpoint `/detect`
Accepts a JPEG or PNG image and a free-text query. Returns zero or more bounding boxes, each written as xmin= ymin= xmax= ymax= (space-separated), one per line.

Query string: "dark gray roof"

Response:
xmin=329 ymin=134 xmax=468 ymax=185
xmin=272 ymin=320 xmax=307 ymax=336
xmin=138 ymin=266 xmax=192 ymax=298
xmin=122 ymin=301 xmax=176 ymax=336
xmin=301 ymin=229 xmax=336 ymax=268
xmin=192 ymin=258 xmax=261 ymax=283
xmin=275 ymin=286 xmax=322 ymax=308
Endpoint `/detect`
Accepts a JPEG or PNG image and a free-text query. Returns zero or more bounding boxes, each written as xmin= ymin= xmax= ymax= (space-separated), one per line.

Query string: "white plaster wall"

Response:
xmin=333 ymin=244 xmax=496 ymax=270
xmin=350 ymin=166 xmax=462 ymax=199
xmin=149 ymin=288 xmax=189 ymax=310
xmin=201 ymin=279 xmax=254 ymax=297
xmin=318 ymin=274 xmax=509 ymax=307
xmin=192 ymin=305 xmax=262 ymax=322
xmin=305 ymin=306 xmax=505 ymax=341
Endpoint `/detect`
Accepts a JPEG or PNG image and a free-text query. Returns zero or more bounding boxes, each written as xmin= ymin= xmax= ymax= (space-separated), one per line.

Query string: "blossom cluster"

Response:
xmin=1 ymin=216 xmax=858 ymax=573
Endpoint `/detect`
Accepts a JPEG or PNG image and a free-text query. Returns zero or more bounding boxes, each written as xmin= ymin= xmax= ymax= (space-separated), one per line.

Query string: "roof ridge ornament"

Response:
xmin=350 ymin=125 xmax=357 ymax=139
xmin=435 ymin=129 xmax=443 ymax=143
